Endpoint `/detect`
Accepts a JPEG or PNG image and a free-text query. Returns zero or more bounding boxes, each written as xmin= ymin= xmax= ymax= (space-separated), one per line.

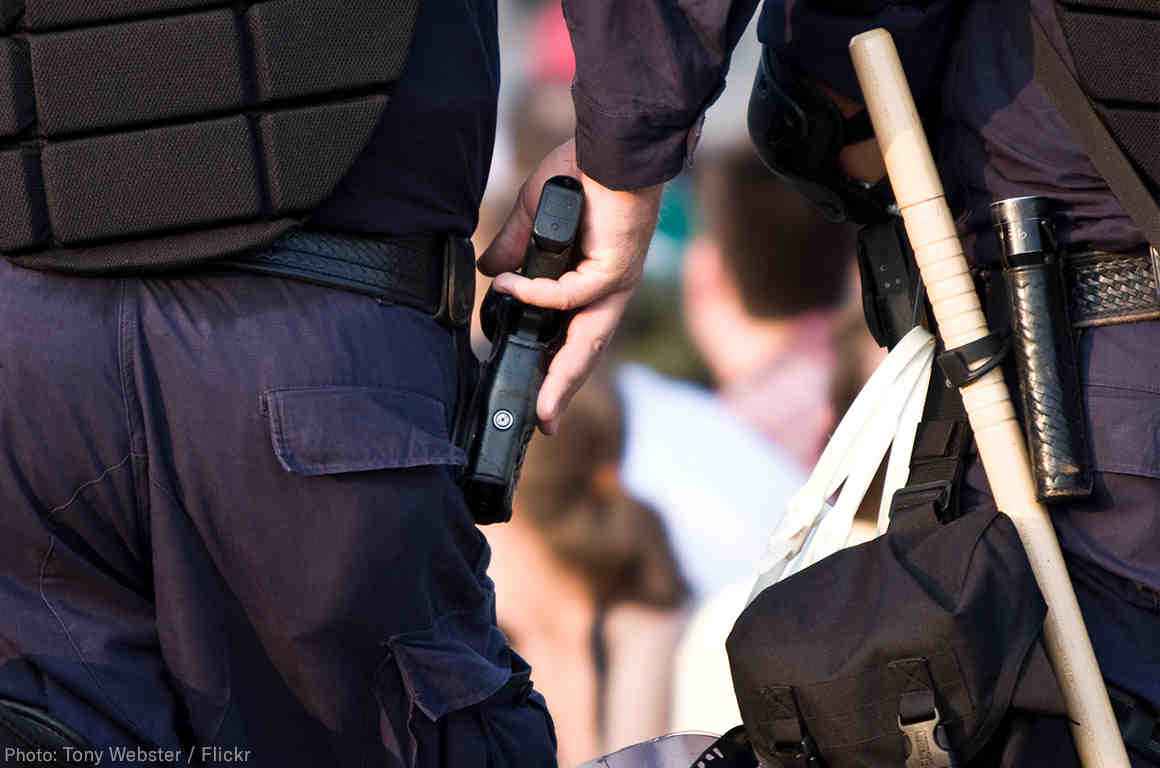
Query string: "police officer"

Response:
xmin=752 ymin=0 xmax=1160 ymax=763
xmin=0 ymin=2 xmax=759 ymax=767
xmin=580 ymin=0 xmax=1160 ymax=765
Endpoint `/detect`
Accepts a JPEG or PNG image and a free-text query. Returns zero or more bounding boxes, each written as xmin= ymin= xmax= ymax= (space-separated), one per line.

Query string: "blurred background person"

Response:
xmin=614 ymin=364 xmax=804 ymax=600
xmin=683 ymin=145 xmax=858 ymax=471
xmin=486 ymin=377 xmax=691 ymax=767
xmin=618 ymin=143 xmax=860 ymax=607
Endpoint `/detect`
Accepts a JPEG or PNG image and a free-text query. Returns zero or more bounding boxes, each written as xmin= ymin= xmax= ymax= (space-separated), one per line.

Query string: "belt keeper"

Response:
xmin=436 ymin=237 xmax=476 ymax=328
xmin=936 ymin=332 xmax=1009 ymax=388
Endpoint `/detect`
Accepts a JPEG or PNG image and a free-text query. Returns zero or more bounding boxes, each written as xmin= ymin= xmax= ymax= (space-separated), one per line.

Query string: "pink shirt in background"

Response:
xmin=722 ymin=316 xmax=836 ymax=472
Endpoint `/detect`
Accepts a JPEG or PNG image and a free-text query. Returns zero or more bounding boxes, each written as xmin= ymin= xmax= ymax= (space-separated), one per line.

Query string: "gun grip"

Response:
xmin=462 ymin=334 xmax=549 ymax=524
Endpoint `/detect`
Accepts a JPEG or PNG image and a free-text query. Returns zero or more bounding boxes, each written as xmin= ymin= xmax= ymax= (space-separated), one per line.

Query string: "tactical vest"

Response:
xmin=0 ymin=0 xmax=420 ymax=272
xmin=1054 ymin=0 xmax=1160 ymax=195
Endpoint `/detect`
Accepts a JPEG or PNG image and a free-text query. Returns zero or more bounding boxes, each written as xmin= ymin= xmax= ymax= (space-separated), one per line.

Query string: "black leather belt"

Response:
xmin=1067 ymin=247 xmax=1160 ymax=328
xmin=221 ymin=230 xmax=476 ymax=328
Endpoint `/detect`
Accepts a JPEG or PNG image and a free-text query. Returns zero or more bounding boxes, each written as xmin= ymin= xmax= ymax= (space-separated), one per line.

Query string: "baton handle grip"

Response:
xmin=850 ymin=28 xmax=1129 ymax=768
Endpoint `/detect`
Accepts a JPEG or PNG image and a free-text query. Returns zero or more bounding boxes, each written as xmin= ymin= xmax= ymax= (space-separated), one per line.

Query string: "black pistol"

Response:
xmin=460 ymin=175 xmax=585 ymax=524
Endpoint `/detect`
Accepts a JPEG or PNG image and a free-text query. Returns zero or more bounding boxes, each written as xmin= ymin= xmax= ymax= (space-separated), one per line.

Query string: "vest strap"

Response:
xmin=1032 ymin=15 xmax=1160 ymax=248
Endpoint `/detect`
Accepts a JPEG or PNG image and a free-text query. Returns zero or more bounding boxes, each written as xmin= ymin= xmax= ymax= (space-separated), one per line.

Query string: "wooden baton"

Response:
xmin=849 ymin=29 xmax=1130 ymax=768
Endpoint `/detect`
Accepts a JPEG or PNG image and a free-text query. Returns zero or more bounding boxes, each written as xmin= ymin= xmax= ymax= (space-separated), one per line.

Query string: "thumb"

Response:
xmin=477 ymin=178 xmax=540 ymax=277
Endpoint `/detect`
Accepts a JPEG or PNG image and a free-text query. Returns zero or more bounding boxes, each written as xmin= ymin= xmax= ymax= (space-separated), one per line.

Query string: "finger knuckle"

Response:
xmin=517 ymin=179 xmax=536 ymax=213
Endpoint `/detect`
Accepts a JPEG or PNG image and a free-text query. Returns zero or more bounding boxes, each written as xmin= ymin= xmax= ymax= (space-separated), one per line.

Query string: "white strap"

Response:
xmin=748 ymin=326 xmax=935 ymax=603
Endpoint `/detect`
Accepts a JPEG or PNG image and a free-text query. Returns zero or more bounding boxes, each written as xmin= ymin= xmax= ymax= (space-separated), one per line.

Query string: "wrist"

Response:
xmin=580 ymin=171 xmax=664 ymax=204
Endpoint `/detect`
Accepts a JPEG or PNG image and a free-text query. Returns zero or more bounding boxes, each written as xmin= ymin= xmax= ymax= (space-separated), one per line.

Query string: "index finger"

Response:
xmin=537 ymin=288 xmax=633 ymax=434
xmin=491 ymin=266 xmax=615 ymax=313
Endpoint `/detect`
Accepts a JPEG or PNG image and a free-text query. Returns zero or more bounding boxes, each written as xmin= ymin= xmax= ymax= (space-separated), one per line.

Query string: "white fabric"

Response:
xmin=669 ymin=580 xmax=751 ymax=735
xmin=748 ymin=326 xmax=935 ymax=603
xmin=617 ymin=365 xmax=805 ymax=598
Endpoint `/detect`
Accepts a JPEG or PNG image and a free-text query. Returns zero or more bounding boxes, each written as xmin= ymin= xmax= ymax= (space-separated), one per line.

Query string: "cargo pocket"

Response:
xmin=262 ymin=385 xmax=466 ymax=476
xmin=1080 ymin=322 xmax=1160 ymax=481
xmin=375 ymin=609 xmax=557 ymax=768
xmin=1044 ymin=377 xmax=1160 ymax=579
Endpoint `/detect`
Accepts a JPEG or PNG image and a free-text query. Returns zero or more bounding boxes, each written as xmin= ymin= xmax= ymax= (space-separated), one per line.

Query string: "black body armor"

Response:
xmin=1054 ymin=0 xmax=1160 ymax=198
xmin=0 ymin=0 xmax=420 ymax=272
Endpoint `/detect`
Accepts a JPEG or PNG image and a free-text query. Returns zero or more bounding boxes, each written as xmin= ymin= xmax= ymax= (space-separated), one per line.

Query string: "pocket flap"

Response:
xmin=264 ymin=385 xmax=465 ymax=476
xmin=1085 ymin=383 xmax=1160 ymax=479
xmin=387 ymin=609 xmax=512 ymax=722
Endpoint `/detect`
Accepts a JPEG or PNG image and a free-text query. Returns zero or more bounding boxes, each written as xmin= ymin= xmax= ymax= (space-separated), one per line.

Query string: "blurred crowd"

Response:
xmin=477 ymin=3 xmax=885 ymax=765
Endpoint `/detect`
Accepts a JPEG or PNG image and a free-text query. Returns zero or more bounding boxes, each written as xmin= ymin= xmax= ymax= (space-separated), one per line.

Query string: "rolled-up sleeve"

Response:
xmin=758 ymin=1 xmax=964 ymax=106
xmin=563 ymin=0 xmax=761 ymax=190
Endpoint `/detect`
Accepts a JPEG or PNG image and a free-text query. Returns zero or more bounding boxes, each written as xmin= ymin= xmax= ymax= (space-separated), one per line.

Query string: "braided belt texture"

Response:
xmin=1007 ymin=263 xmax=1092 ymax=499
xmin=1067 ymin=247 xmax=1160 ymax=328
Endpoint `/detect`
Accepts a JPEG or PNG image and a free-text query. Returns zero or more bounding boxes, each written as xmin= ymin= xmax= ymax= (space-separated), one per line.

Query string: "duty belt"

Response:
xmin=889 ymin=243 xmax=1160 ymax=526
xmin=221 ymin=230 xmax=476 ymax=328
xmin=1067 ymin=246 xmax=1160 ymax=328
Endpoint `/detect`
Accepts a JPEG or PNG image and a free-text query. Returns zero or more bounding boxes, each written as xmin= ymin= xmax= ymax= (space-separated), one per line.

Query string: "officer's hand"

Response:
xmin=478 ymin=140 xmax=662 ymax=435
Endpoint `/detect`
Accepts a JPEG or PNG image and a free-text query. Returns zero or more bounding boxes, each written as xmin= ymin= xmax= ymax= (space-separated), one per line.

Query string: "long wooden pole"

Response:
xmin=849 ymin=29 xmax=1129 ymax=768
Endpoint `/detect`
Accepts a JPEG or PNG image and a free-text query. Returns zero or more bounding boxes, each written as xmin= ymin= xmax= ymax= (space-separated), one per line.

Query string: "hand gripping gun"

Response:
xmin=459 ymin=175 xmax=585 ymax=524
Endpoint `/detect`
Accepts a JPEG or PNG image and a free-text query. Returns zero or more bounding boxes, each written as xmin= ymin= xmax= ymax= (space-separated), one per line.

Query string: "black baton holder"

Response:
xmin=992 ymin=196 xmax=1092 ymax=502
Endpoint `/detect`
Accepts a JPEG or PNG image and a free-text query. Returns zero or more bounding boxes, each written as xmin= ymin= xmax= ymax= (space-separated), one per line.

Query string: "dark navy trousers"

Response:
xmin=0 ymin=254 xmax=556 ymax=766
